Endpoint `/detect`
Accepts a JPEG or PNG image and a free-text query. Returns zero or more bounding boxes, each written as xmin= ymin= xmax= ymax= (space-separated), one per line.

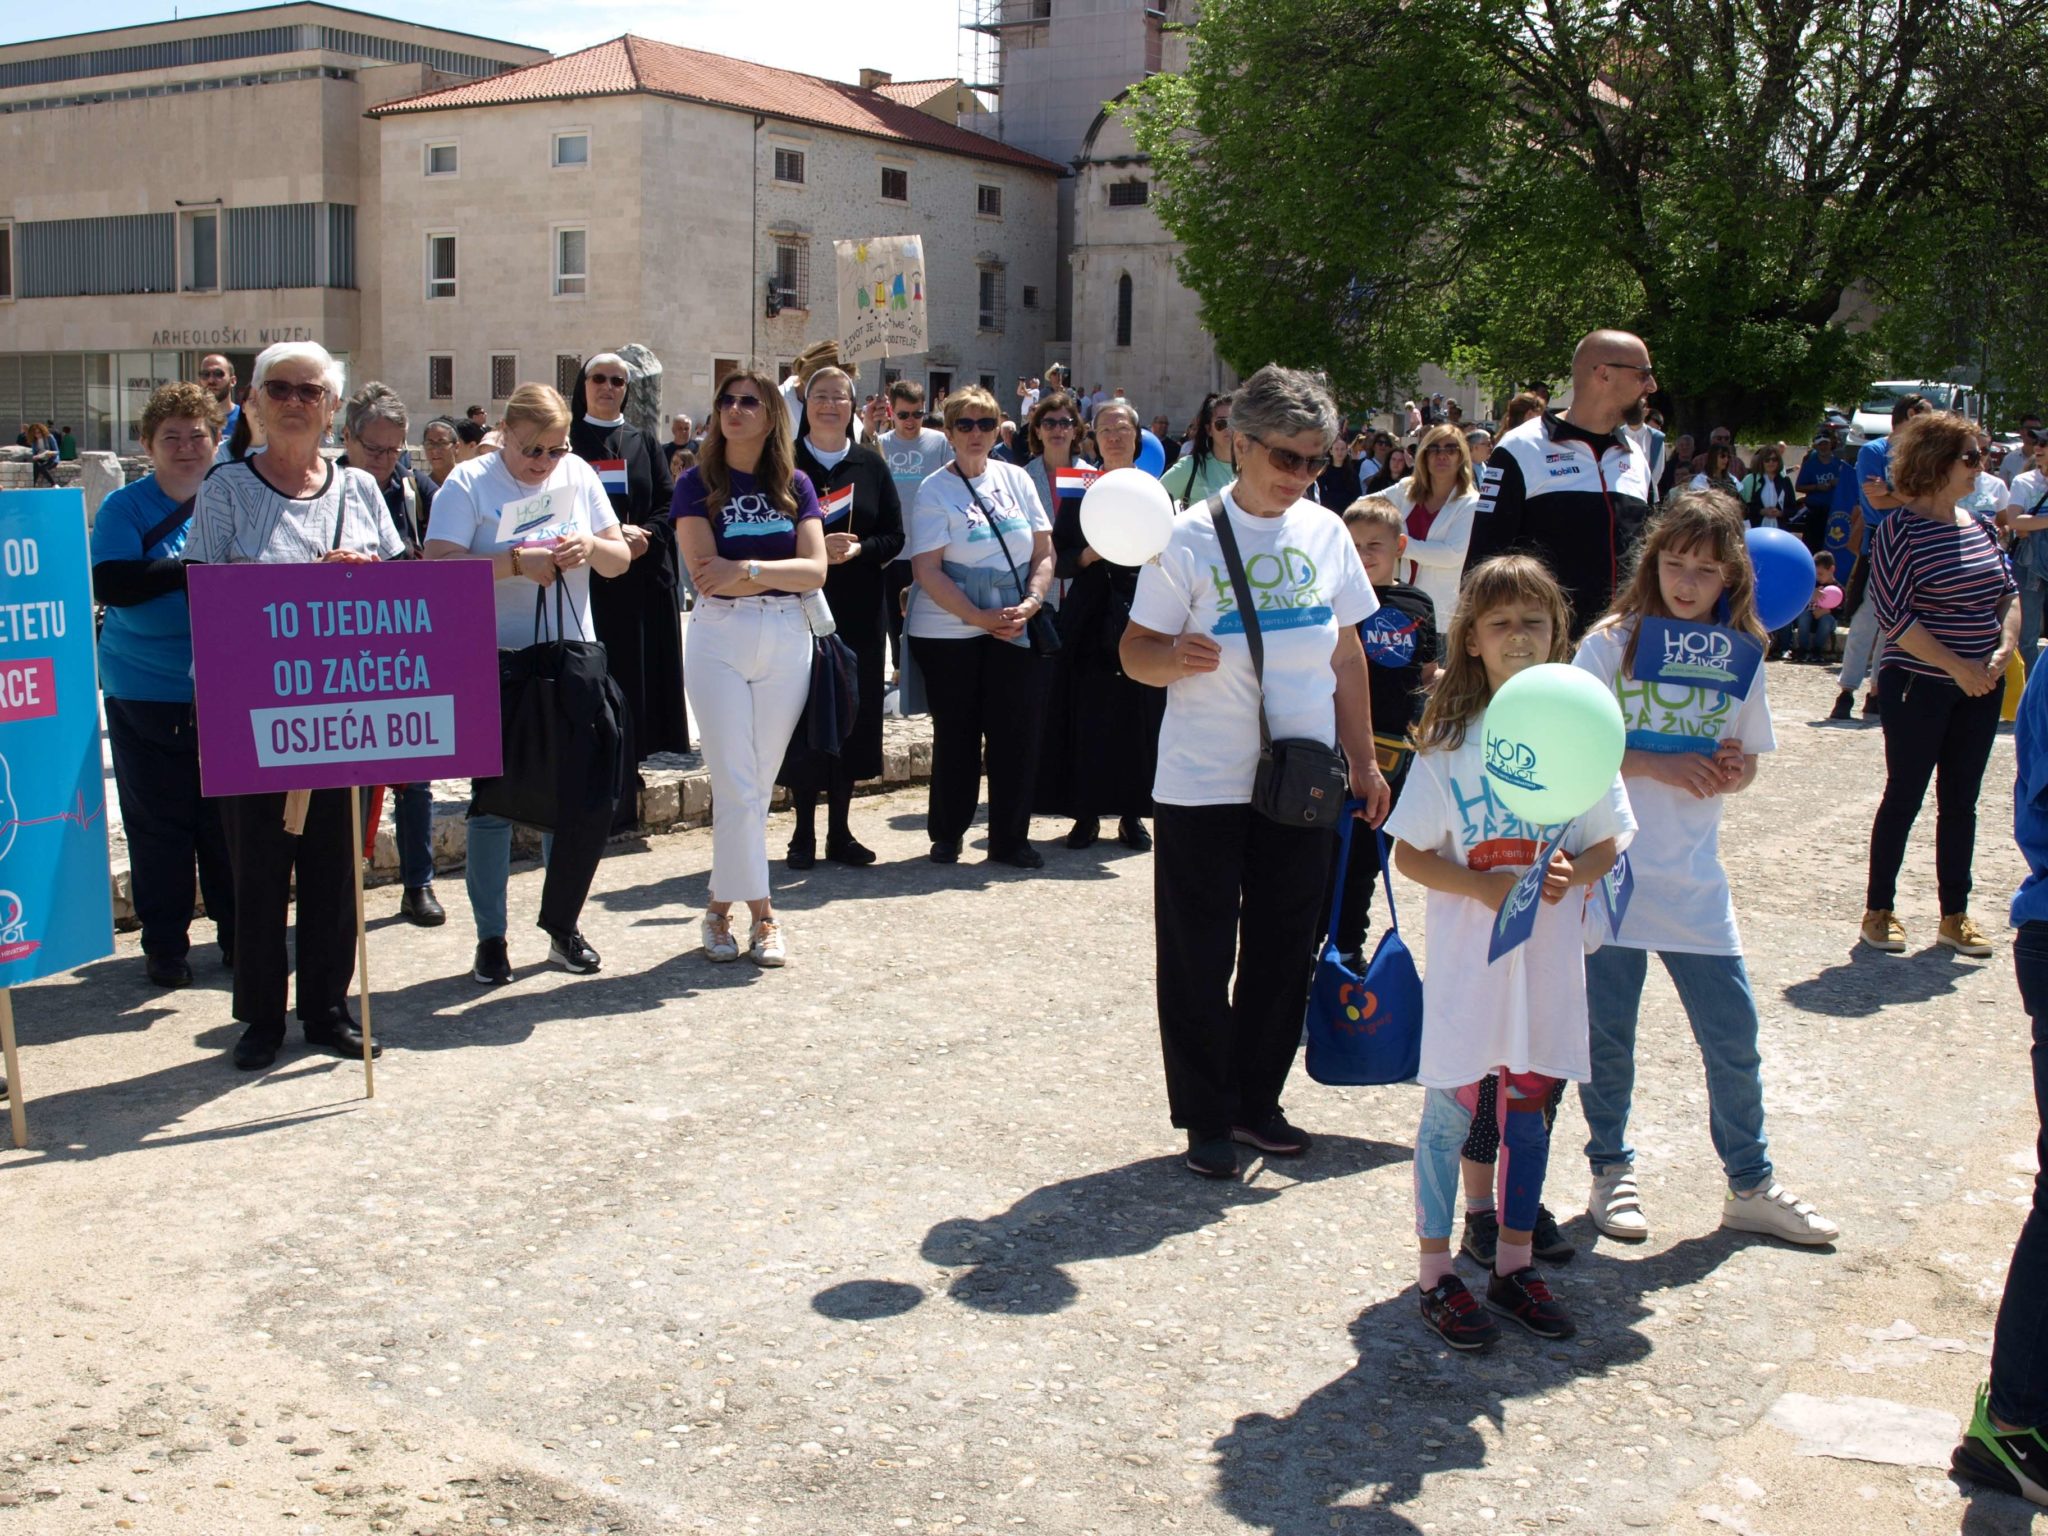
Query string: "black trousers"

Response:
xmin=104 ymin=697 xmax=234 ymax=960
xmin=1866 ymin=664 xmax=2002 ymax=914
xmin=884 ymin=563 xmax=916 ymax=674
xmin=1153 ymin=801 xmax=1333 ymax=1135
xmin=910 ymin=634 xmax=1051 ymax=853
xmin=219 ymin=788 xmax=357 ymax=1032
xmin=1994 ymin=921 xmax=2048 ymax=1424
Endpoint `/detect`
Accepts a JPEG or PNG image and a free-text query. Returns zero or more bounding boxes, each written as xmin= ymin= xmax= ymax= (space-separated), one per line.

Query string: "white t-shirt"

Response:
xmin=880 ymin=428 xmax=952 ymax=564
xmin=424 ymin=451 xmax=619 ymax=648
xmin=1573 ymin=620 xmax=1772 ymax=956
xmin=1129 ymin=490 xmax=1378 ymax=806
xmin=904 ymin=460 xmax=1051 ymax=642
xmin=1384 ymin=721 xmax=1636 ymax=1088
xmin=1963 ymin=470 xmax=2013 ymax=519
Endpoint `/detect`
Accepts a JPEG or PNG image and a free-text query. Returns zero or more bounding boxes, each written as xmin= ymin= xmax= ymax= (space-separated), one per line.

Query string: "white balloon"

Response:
xmin=1080 ymin=467 xmax=1176 ymax=566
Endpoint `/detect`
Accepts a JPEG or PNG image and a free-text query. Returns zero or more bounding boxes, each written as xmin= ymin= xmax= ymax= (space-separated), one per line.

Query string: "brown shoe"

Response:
xmin=1860 ymin=909 xmax=1906 ymax=953
xmin=1938 ymin=912 xmax=1994 ymax=958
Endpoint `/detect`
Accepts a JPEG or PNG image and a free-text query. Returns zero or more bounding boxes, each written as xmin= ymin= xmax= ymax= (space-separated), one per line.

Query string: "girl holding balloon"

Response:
xmin=1386 ymin=554 xmax=1634 ymax=1351
xmin=1571 ymin=491 xmax=1841 ymax=1248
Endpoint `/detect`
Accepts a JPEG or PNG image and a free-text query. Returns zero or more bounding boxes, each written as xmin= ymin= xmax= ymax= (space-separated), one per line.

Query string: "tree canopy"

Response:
xmin=1128 ymin=0 xmax=2048 ymax=432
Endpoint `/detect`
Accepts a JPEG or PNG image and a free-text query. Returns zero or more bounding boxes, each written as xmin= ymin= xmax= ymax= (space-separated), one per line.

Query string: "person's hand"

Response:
xmin=1643 ymin=749 xmax=1727 ymax=799
xmin=1711 ymin=737 xmax=1745 ymax=782
xmin=982 ymin=607 xmax=1027 ymax=641
xmin=1540 ymin=847 xmax=1575 ymax=904
xmin=1350 ymin=760 xmax=1391 ymax=826
xmin=1952 ymin=656 xmax=2000 ymax=696
xmin=320 ymin=548 xmax=374 ymax=564
xmin=1078 ymin=547 xmax=1101 ymax=568
xmin=1174 ymin=631 xmax=1223 ymax=675
xmin=551 ymin=530 xmax=594 ymax=570
xmin=825 ymin=532 xmax=861 ymax=564
xmin=515 ymin=546 xmax=557 ymax=587
xmin=691 ymin=555 xmax=746 ymax=597
xmin=1480 ymin=869 xmax=1521 ymax=910
xmin=619 ymin=524 xmax=650 ymax=559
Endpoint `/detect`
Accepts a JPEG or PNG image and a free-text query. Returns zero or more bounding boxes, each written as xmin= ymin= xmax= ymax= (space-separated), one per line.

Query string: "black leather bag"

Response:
xmin=469 ymin=582 xmax=629 ymax=832
xmin=1208 ymin=497 xmax=1349 ymax=830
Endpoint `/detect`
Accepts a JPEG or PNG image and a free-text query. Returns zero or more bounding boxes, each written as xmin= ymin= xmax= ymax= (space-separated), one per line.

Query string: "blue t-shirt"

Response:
xmin=669 ymin=466 xmax=822 ymax=596
xmin=1795 ymin=452 xmax=1842 ymax=512
xmin=1854 ymin=438 xmax=1893 ymax=525
xmin=91 ymin=475 xmax=197 ymax=702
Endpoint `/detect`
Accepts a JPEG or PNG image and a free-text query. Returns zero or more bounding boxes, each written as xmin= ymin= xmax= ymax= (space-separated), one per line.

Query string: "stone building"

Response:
xmin=367 ymin=36 xmax=1060 ymax=425
xmin=0 ymin=4 xmax=545 ymax=449
xmin=0 ymin=4 xmax=1060 ymax=450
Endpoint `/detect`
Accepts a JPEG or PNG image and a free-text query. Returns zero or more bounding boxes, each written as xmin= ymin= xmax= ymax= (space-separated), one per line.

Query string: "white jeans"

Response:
xmin=1837 ymin=602 xmax=1880 ymax=693
xmin=685 ymin=596 xmax=813 ymax=904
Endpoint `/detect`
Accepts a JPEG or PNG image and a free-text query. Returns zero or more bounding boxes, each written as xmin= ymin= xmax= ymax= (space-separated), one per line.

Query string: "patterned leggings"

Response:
xmin=1415 ymin=1070 xmax=1562 ymax=1239
xmin=1461 ymin=1072 xmax=1567 ymax=1162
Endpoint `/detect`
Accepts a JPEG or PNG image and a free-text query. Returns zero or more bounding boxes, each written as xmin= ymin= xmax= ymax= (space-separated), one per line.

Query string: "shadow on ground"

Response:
xmin=1783 ymin=944 xmax=1980 ymax=1018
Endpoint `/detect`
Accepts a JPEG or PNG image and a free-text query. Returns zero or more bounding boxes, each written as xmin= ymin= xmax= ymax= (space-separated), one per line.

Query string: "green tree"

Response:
xmin=1129 ymin=0 xmax=2048 ymax=434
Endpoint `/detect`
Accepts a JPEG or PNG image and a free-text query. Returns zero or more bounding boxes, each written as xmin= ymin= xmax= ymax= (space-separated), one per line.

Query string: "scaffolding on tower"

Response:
xmin=959 ymin=0 xmax=1053 ymax=132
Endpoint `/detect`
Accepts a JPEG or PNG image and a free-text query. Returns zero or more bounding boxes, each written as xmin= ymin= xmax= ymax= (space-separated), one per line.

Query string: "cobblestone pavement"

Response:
xmin=2 ymin=659 xmax=2042 ymax=1535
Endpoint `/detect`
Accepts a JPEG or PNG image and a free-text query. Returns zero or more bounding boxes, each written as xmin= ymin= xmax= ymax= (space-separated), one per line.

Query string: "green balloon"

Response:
xmin=1480 ymin=663 xmax=1625 ymax=824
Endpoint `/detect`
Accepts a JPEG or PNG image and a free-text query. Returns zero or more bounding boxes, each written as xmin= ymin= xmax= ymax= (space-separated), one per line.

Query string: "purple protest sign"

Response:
xmin=189 ymin=561 xmax=502 ymax=797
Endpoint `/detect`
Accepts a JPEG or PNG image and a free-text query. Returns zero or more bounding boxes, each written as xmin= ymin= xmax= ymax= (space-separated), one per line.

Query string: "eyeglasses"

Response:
xmin=1426 ymin=443 xmax=1462 ymax=456
xmin=952 ymin=416 xmax=1001 ymax=434
xmin=1248 ymin=436 xmax=1334 ymax=477
xmin=716 ymin=392 xmax=764 ymax=414
xmin=1958 ymin=448 xmax=1983 ymax=467
xmin=587 ymin=372 xmax=629 ymax=389
xmin=198 ymin=368 xmax=231 ymax=382
xmin=261 ymin=379 xmax=328 ymax=406
xmin=423 ymin=435 xmax=457 ymax=450
xmin=1600 ymin=360 xmax=1657 ymax=377
xmin=894 ymin=408 xmax=922 ymax=420
xmin=354 ymin=438 xmax=404 ymax=461
xmin=511 ymin=436 xmax=572 ymax=461
xmin=1041 ymin=416 xmax=1078 ymax=430
xmin=1211 ymin=417 xmax=1230 ymax=431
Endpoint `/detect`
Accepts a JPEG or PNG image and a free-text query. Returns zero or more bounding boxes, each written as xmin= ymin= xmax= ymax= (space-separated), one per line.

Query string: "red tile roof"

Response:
xmin=370 ymin=36 xmax=1061 ymax=174
xmin=873 ymin=77 xmax=961 ymax=106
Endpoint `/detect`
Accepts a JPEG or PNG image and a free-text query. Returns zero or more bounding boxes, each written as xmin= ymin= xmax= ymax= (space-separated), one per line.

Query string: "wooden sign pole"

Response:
xmin=347 ymin=789 xmax=376 ymax=1099
xmin=0 ymin=988 xmax=25 ymax=1149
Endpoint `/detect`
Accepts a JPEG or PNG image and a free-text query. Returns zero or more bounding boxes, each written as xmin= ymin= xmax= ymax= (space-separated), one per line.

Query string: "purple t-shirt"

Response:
xmin=670 ymin=466 xmax=822 ymax=594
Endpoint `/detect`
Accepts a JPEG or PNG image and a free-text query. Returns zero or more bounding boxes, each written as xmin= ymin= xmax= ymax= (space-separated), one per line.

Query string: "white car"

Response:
xmin=1845 ymin=380 xmax=1981 ymax=446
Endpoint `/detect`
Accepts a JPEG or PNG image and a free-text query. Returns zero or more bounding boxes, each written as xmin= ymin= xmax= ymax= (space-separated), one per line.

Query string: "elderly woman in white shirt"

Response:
xmin=1380 ymin=423 xmax=1480 ymax=630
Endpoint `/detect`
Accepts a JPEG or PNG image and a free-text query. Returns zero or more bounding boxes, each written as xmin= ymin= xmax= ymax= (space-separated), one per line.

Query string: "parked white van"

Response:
xmin=1846 ymin=380 xmax=1982 ymax=445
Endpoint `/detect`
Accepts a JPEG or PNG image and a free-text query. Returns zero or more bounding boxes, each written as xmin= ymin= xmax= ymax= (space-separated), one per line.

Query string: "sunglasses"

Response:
xmin=1040 ymin=416 xmax=1078 ymax=430
xmin=512 ymin=437 xmax=572 ymax=461
xmin=199 ymin=368 xmax=230 ymax=381
xmin=894 ymin=408 xmax=922 ymax=420
xmin=1426 ymin=443 xmax=1462 ymax=455
xmin=952 ymin=416 xmax=1001 ymax=434
xmin=717 ymin=392 xmax=764 ymax=413
xmin=1249 ymin=436 xmax=1333 ymax=477
xmin=1211 ymin=418 xmax=1231 ymax=431
xmin=261 ymin=379 xmax=328 ymax=406
xmin=1959 ymin=448 xmax=1982 ymax=467
xmin=588 ymin=372 xmax=629 ymax=388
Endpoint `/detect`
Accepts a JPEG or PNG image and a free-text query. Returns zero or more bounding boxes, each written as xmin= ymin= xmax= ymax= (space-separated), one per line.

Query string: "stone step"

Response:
xmin=109 ymin=715 xmax=935 ymax=928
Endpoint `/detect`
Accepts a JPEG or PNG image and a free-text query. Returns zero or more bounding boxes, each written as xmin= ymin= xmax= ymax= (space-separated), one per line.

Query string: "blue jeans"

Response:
xmin=2020 ymin=578 xmax=2046 ymax=660
xmin=393 ymin=782 xmax=435 ymax=889
xmin=1580 ymin=945 xmax=1772 ymax=1192
xmin=1793 ymin=611 xmax=1836 ymax=655
xmin=465 ymin=815 xmax=556 ymax=941
xmin=1992 ymin=921 xmax=2048 ymax=1425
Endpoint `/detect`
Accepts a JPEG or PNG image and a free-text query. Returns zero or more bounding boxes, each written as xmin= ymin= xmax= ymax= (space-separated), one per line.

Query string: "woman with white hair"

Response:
xmin=188 ymin=340 xmax=407 ymax=1073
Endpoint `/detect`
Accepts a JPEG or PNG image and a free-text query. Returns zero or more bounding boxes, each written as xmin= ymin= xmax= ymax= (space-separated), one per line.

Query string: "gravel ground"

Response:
xmin=0 ymin=656 xmax=2040 ymax=1535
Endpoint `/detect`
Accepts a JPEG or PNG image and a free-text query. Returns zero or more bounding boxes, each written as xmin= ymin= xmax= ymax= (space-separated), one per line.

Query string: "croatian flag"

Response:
xmin=1054 ymin=466 xmax=1100 ymax=498
xmin=819 ymin=485 xmax=855 ymax=526
xmin=593 ymin=459 xmax=629 ymax=496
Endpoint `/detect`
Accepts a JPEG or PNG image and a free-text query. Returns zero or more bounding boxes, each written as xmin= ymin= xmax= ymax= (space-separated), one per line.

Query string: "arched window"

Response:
xmin=1115 ymin=272 xmax=1134 ymax=348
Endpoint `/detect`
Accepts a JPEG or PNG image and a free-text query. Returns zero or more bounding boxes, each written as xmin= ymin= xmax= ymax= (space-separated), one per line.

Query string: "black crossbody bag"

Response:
xmin=1207 ymin=495 xmax=1349 ymax=830
xmin=954 ymin=464 xmax=1060 ymax=657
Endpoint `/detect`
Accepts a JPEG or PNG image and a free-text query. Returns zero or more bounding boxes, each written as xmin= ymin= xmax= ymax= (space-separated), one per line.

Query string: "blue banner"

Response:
xmin=1627 ymin=616 xmax=1764 ymax=698
xmin=0 ymin=490 xmax=115 ymax=987
xmin=1488 ymin=830 xmax=1564 ymax=964
xmin=1600 ymin=847 xmax=1635 ymax=934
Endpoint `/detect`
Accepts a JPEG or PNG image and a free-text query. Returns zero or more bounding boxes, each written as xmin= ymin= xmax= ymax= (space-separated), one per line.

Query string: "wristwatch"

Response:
xmin=746 ymin=559 xmax=762 ymax=583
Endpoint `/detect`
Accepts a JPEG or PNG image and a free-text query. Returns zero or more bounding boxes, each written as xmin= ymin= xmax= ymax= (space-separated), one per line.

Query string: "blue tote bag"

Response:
xmin=1303 ymin=805 xmax=1423 ymax=1086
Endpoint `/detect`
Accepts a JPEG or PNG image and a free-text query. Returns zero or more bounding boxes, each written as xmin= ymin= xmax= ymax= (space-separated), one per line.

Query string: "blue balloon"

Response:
xmin=1136 ymin=429 xmax=1167 ymax=478
xmin=1746 ymin=526 xmax=1817 ymax=631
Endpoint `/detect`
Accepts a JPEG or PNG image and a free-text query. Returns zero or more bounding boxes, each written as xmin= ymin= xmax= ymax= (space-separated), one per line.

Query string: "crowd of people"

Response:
xmin=78 ymin=328 xmax=2048 ymax=1506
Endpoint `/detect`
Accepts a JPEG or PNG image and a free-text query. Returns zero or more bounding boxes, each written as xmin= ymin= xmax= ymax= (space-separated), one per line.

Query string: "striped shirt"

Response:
xmin=1870 ymin=507 xmax=2015 ymax=679
xmin=190 ymin=459 xmax=404 ymax=567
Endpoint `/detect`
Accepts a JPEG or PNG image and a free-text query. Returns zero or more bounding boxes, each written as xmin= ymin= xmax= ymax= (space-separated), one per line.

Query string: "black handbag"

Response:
xmin=1207 ymin=496 xmax=1350 ymax=830
xmin=954 ymin=464 xmax=1060 ymax=656
xmin=469 ymin=581 xmax=629 ymax=832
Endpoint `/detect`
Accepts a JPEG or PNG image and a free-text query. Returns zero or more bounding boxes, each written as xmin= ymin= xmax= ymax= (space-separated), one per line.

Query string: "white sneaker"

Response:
xmin=1590 ymin=1167 xmax=1651 ymax=1241
xmin=1721 ymin=1182 xmax=1840 ymax=1245
xmin=701 ymin=913 xmax=740 ymax=963
xmin=748 ymin=918 xmax=787 ymax=968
